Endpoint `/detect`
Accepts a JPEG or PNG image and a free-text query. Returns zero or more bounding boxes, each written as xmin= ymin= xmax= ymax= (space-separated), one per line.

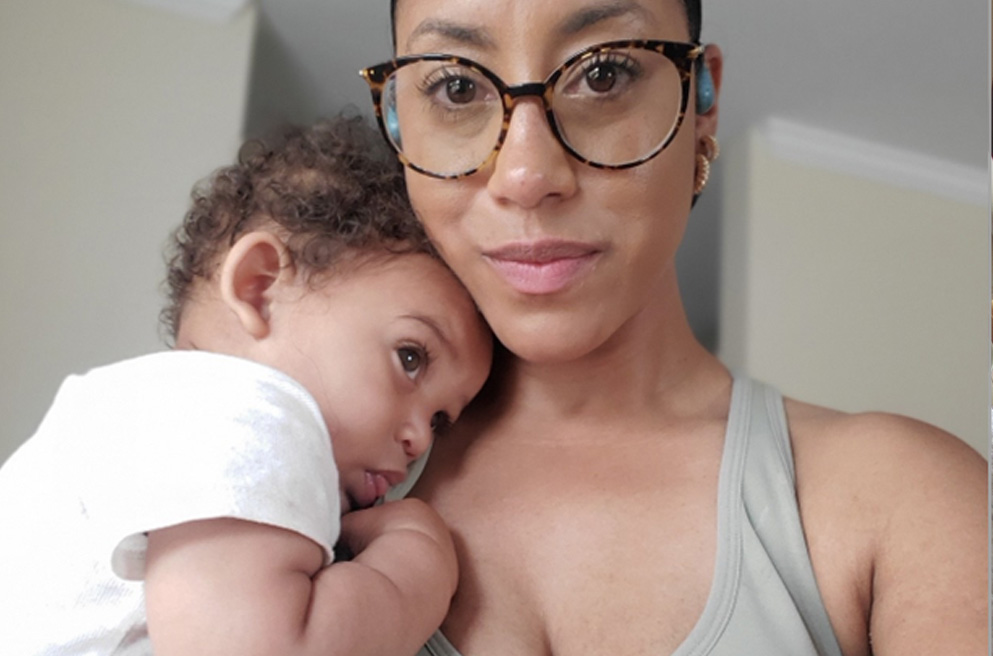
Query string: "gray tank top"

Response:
xmin=409 ymin=377 xmax=844 ymax=656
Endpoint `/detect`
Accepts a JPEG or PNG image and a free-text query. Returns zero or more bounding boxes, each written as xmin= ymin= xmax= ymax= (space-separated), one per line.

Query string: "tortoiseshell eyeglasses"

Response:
xmin=360 ymin=39 xmax=703 ymax=179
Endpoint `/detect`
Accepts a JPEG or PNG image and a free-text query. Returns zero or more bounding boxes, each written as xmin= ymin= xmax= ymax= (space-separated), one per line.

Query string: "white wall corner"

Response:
xmin=122 ymin=0 xmax=253 ymax=23
xmin=761 ymin=117 xmax=988 ymax=208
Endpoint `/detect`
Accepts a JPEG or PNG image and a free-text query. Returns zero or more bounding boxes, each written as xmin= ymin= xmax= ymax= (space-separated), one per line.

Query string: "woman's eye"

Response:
xmin=397 ymin=346 xmax=426 ymax=379
xmin=444 ymin=76 xmax=476 ymax=104
xmin=563 ymin=51 xmax=642 ymax=98
xmin=585 ymin=62 xmax=618 ymax=93
xmin=418 ymin=65 xmax=494 ymax=110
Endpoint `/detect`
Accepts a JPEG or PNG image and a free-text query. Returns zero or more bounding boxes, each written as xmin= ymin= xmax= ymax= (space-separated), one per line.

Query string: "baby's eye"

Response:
xmin=397 ymin=346 xmax=426 ymax=379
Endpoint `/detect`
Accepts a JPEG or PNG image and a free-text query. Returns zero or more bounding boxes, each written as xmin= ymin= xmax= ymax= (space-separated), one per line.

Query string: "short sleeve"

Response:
xmin=51 ymin=352 xmax=341 ymax=581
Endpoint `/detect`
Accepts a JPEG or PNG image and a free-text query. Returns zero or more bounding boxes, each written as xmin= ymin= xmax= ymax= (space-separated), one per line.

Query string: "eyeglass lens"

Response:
xmin=381 ymin=45 xmax=684 ymax=177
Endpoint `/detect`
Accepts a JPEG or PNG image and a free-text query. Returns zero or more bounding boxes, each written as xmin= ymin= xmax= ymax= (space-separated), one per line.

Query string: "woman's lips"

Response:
xmin=484 ymin=241 xmax=601 ymax=295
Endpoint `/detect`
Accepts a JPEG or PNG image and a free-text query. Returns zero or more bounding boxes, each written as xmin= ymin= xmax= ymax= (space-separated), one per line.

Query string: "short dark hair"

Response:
xmin=389 ymin=0 xmax=702 ymax=44
xmin=161 ymin=115 xmax=432 ymax=341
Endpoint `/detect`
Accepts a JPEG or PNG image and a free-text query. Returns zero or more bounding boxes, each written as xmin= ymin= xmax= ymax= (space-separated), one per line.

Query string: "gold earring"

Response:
xmin=693 ymin=134 xmax=720 ymax=195
xmin=694 ymin=153 xmax=711 ymax=195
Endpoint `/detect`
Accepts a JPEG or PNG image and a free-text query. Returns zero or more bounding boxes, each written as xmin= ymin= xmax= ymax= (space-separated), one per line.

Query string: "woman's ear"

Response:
xmin=219 ymin=231 xmax=295 ymax=340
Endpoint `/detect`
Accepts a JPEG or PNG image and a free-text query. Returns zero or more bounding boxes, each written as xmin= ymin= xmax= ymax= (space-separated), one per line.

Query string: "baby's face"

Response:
xmin=263 ymin=253 xmax=492 ymax=513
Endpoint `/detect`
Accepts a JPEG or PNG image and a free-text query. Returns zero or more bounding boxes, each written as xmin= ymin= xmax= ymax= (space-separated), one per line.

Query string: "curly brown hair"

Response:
xmin=161 ymin=115 xmax=433 ymax=342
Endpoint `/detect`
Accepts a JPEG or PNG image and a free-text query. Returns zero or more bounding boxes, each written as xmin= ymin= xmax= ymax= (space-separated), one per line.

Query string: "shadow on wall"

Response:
xmin=677 ymin=172 xmax=723 ymax=352
xmin=244 ymin=12 xmax=320 ymax=139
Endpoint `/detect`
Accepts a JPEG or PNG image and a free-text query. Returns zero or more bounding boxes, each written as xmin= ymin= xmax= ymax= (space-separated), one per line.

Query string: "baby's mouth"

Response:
xmin=346 ymin=471 xmax=396 ymax=511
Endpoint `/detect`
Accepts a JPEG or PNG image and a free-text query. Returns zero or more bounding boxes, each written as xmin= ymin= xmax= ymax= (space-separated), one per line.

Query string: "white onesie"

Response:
xmin=0 ymin=351 xmax=340 ymax=655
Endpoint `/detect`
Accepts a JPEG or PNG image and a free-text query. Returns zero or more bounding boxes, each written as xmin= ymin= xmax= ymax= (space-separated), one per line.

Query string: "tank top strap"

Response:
xmin=715 ymin=376 xmax=844 ymax=655
xmin=667 ymin=375 xmax=753 ymax=653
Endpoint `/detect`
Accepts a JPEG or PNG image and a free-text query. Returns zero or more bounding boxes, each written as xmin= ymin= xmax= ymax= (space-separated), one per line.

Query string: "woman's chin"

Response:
xmin=487 ymin=314 xmax=613 ymax=366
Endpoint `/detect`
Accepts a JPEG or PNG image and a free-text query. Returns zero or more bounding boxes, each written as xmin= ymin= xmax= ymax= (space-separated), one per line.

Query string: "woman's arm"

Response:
xmin=144 ymin=498 xmax=457 ymax=656
xmin=860 ymin=415 xmax=987 ymax=655
xmin=795 ymin=406 xmax=987 ymax=656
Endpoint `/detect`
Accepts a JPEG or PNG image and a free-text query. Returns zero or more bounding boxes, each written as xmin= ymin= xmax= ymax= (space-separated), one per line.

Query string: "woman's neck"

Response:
xmin=485 ymin=280 xmax=730 ymax=431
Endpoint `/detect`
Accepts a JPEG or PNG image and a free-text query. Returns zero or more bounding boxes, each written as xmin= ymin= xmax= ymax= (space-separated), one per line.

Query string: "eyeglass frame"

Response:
xmin=360 ymin=39 xmax=705 ymax=180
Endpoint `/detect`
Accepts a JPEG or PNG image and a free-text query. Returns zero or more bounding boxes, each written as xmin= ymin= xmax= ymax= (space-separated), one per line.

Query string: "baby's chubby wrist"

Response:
xmin=337 ymin=498 xmax=458 ymax=589
xmin=375 ymin=498 xmax=459 ymax=589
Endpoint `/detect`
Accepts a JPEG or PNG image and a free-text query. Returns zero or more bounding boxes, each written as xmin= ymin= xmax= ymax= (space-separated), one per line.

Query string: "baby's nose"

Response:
xmin=398 ymin=416 xmax=433 ymax=461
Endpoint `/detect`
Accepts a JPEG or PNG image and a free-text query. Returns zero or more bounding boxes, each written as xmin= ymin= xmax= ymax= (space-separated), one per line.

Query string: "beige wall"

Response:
xmin=719 ymin=123 xmax=989 ymax=456
xmin=0 ymin=0 xmax=256 ymax=463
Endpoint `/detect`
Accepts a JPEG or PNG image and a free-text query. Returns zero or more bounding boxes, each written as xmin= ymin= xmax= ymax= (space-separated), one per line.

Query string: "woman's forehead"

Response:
xmin=394 ymin=0 xmax=690 ymax=54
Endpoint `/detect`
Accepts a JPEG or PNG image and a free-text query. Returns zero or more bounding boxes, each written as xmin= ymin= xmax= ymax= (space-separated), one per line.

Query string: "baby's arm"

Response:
xmin=144 ymin=498 xmax=457 ymax=656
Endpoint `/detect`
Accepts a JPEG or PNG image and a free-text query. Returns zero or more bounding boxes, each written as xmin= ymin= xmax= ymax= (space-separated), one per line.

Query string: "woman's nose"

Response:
xmin=486 ymin=98 xmax=578 ymax=208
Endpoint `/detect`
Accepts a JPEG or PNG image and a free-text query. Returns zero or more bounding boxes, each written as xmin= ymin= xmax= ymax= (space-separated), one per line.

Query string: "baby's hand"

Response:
xmin=337 ymin=498 xmax=458 ymax=595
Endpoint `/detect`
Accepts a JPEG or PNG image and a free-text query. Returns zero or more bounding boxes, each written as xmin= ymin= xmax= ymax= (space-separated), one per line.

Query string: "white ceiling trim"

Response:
xmin=762 ymin=118 xmax=987 ymax=209
xmin=123 ymin=0 xmax=252 ymax=23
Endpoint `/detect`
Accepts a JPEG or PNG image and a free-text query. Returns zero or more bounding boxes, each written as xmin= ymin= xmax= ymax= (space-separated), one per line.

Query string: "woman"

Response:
xmin=364 ymin=1 xmax=987 ymax=654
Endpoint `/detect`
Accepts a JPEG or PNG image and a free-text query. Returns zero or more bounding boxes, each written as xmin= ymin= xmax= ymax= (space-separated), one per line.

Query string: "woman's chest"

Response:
xmin=421 ymin=440 xmax=724 ymax=656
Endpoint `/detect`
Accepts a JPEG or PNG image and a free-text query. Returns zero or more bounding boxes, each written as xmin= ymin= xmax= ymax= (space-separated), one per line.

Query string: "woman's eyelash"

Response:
xmin=418 ymin=65 xmax=464 ymax=93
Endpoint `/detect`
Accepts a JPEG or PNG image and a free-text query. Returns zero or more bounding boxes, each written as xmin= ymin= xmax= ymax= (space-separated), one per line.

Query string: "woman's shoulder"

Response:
xmin=782 ymin=397 xmax=986 ymax=655
xmin=783 ymin=396 xmax=984 ymax=478
xmin=783 ymin=396 xmax=985 ymax=522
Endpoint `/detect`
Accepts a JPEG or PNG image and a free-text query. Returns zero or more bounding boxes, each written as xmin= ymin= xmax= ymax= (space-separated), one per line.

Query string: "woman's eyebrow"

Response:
xmin=557 ymin=0 xmax=651 ymax=36
xmin=405 ymin=19 xmax=495 ymax=52
xmin=404 ymin=1 xmax=648 ymax=52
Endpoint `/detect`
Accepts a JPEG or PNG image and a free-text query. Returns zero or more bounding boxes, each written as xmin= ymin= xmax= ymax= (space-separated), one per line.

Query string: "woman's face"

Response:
xmin=393 ymin=0 xmax=720 ymax=364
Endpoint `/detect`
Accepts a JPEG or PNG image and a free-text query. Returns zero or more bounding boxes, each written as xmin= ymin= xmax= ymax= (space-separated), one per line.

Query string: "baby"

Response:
xmin=0 ymin=116 xmax=492 ymax=655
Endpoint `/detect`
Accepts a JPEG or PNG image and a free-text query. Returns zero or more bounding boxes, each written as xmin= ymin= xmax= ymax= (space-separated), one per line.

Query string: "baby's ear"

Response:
xmin=219 ymin=231 xmax=295 ymax=339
